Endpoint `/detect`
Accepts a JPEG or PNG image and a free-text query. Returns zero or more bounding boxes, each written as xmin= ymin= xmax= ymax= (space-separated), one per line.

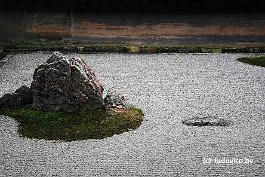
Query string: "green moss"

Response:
xmin=0 ymin=106 xmax=144 ymax=141
xmin=3 ymin=41 xmax=265 ymax=54
xmin=125 ymin=46 xmax=141 ymax=53
xmin=237 ymin=56 xmax=265 ymax=67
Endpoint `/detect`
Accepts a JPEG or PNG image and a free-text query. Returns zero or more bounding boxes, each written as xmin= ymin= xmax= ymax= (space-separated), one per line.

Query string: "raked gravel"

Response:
xmin=0 ymin=52 xmax=265 ymax=176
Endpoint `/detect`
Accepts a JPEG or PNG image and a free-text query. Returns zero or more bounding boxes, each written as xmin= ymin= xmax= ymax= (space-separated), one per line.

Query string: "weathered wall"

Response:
xmin=1 ymin=0 xmax=265 ymax=13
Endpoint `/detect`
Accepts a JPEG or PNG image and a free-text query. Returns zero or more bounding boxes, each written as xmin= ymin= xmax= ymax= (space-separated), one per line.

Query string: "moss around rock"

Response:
xmin=0 ymin=106 xmax=144 ymax=141
xmin=237 ymin=56 xmax=265 ymax=67
xmin=0 ymin=52 xmax=144 ymax=141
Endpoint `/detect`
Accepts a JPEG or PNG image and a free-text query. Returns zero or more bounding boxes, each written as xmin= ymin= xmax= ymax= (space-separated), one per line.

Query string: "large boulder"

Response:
xmin=0 ymin=85 xmax=33 ymax=110
xmin=31 ymin=52 xmax=104 ymax=113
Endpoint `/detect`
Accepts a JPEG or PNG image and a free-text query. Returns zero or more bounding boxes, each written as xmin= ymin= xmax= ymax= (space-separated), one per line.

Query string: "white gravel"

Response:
xmin=0 ymin=52 xmax=265 ymax=176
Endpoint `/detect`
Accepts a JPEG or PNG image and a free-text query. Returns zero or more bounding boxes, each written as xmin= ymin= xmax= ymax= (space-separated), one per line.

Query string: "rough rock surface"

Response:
xmin=104 ymin=89 xmax=130 ymax=109
xmin=182 ymin=116 xmax=233 ymax=126
xmin=31 ymin=52 xmax=104 ymax=113
xmin=0 ymin=85 xmax=33 ymax=110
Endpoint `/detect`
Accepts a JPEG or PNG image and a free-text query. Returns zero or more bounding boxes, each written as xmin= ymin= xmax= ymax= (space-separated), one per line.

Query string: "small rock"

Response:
xmin=0 ymin=85 xmax=33 ymax=110
xmin=182 ymin=116 xmax=233 ymax=127
xmin=104 ymin=89 xmax=131 ymax=109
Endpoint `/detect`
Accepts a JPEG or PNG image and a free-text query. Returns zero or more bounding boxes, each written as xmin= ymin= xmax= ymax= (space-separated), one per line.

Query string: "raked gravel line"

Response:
xmin=0 ymin=52 xmax=265 ymax=176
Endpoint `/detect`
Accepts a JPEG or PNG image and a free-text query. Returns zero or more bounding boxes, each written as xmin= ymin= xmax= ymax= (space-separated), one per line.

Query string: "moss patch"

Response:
xmin=237 ymin=56 xmax=265 ymax=67
xmin=0 ymin=106 xmax=144 ymax=141
xmin=3 ymin=41 xmax=265 ymax=54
